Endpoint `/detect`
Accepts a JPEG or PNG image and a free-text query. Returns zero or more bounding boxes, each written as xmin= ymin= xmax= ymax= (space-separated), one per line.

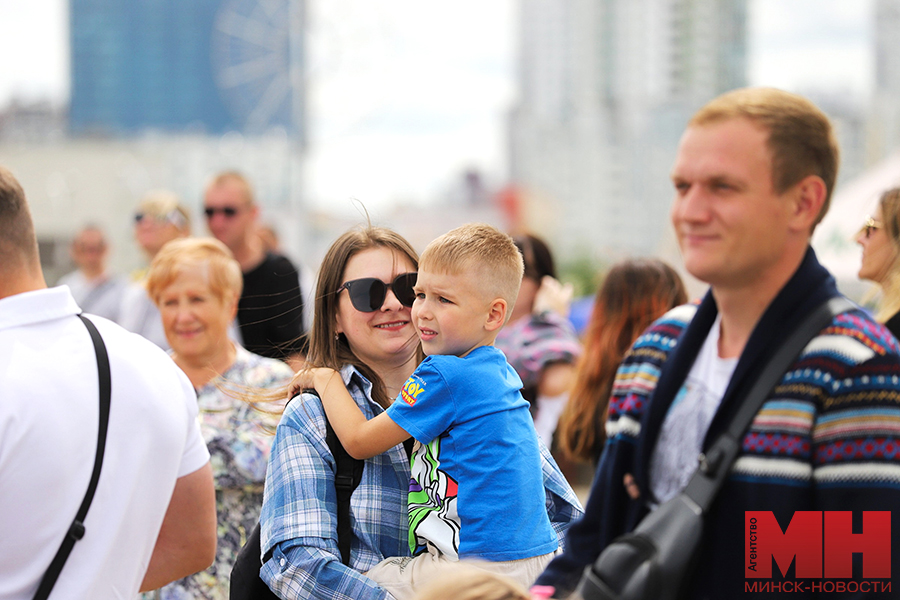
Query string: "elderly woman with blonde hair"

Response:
xmin=144 ymin=237 xmax=293 ymax=600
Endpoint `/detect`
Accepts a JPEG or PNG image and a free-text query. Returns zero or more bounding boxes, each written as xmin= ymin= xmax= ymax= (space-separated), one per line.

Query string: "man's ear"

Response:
xmin=789 ymin=174 xmax=828 ymax=234
xmin=484 ymin=298 xmax=508 ymax=332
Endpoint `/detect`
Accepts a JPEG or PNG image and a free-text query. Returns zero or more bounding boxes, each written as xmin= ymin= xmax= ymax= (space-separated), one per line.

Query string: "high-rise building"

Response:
xmin=509 ymin=0 xmax=747 ymax=259
xmin=869 ymin=0 xmax=900 ymax=162
xmin=69 ymin=0 xmax=305 ymax=139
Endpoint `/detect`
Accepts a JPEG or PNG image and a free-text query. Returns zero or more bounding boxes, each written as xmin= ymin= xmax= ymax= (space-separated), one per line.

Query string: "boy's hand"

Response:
xmin=289 ymin=367 xmax=339 ymax=399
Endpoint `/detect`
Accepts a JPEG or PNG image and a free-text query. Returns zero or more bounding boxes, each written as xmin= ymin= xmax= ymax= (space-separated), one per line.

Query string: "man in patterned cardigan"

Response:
xmin=535 ymin=87 xmax=900 ymax=598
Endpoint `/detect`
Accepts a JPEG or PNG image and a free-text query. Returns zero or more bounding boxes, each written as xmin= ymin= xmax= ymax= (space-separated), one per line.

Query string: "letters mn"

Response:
xmin=745 ymin=511 xmax=890 ymax=579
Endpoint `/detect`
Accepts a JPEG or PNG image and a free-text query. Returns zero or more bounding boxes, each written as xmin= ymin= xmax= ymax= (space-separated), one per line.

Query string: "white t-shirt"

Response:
xmin=0 ymin=286 xmax=210 ymax=599
xmin=649 ymin=315 xmax=738 ymax=505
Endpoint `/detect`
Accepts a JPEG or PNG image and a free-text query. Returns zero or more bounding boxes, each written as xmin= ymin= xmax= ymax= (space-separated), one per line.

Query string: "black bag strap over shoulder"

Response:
xmin=574 ymin=296 xmax=856 ymax=600
xmin=325 ymin=415 xmax=365 ymax=565
xmin=33 ymin=315 xmax=111 ymax=600
xmin=682 ymin=296 xmax=855 ymax=512
xmin=229 ymin=394 xmax=364 ymax=599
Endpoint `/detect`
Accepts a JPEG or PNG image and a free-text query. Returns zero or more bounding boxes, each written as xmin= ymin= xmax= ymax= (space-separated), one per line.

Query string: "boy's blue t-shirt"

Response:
xmin=386 ymin=345 xmax=557 ymax=562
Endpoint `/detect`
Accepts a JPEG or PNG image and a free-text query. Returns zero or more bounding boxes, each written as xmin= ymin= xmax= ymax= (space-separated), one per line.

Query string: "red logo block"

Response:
xmin=746 ymin=511 xmax=891 ymax=579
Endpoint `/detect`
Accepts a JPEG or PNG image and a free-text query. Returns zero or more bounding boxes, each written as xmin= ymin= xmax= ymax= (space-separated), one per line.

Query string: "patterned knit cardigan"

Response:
xmin=536 ymin=249 xmax=900 ymax=598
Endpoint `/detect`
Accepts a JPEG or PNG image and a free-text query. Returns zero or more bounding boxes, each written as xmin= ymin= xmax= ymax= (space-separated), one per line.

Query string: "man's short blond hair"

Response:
xmin=419 ymin=223 xmax=524 ymax=322
xmin=206 ymin=170 xmax=255 ymax=206
xmin=690 ymin=87 xmax=839 ymax=229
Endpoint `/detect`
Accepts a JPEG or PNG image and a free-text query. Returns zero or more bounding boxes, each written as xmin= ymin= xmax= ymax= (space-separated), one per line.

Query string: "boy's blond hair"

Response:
xmin=206 ymin=170 xmax=255 ymax=206
xmin=419 ymin=224 xmax=524 ymax=322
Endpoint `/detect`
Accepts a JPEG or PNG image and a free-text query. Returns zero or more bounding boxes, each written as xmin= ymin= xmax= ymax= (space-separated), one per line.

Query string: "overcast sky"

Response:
xmin=0 ymin=0 xmax=876 ymax=207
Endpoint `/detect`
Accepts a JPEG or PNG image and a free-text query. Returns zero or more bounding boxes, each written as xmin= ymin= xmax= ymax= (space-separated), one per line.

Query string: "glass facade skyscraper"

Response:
xmin=509 ymin=0 xmax=747 ymax=258
xmin=69 ymin=0 xmax=304 ymax=138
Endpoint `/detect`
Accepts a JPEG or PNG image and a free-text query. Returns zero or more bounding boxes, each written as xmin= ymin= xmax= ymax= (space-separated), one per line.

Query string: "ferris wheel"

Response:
xmin=211 ymin=0 xmax=304 ymax=138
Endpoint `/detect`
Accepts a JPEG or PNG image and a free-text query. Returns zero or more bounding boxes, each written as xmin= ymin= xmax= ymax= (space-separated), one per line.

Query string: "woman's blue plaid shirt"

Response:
xmin=260 ymin=366 xmax=411 ymax=599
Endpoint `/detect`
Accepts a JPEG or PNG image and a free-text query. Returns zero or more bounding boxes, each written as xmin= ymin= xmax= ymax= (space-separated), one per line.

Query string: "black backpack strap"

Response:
xmin=33 ymin=315 xmax=111 ymax=600
xmin=230 ymin=391 xmax=366 ymax=600
xmin=324 ymin=413 xmax=365 ymax=566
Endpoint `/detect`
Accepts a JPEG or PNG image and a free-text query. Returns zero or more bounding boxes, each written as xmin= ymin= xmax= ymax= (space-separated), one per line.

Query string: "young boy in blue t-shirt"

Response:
xmin=302 ymin=223 xmax=558 ymax=599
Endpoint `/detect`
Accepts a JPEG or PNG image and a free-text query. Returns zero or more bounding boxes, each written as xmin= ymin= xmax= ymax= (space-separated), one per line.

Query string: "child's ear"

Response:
xmin=484 ymin=298 xmax=507 ymax=332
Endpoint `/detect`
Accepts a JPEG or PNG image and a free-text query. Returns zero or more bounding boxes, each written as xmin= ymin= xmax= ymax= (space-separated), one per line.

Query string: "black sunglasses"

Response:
xmin=337 ymin=273 xmax=417 ymax=312
xmin=203 ymin=206 xmax=240 ymax=218
xmin=862 ymin=216 xmax=882 ymax=239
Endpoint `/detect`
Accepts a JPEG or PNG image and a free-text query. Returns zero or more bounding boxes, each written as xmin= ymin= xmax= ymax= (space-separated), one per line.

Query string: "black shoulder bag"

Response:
xmin=230 ymin=404 xmax=365 ymax=600
xmin=573 ymin=296 xmax=855 ymax=600
xmin=33 ymin=315 xmax=111 ymax=600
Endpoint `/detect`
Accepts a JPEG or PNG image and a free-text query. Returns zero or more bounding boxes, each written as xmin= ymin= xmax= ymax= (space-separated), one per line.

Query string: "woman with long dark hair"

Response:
xmin=556 ymin=259 xmax=687 ymax=465
xmin=258 ymin=225 xmax=582 ymax=599
xmin=259 ymin=226 xmax=423 ymax=599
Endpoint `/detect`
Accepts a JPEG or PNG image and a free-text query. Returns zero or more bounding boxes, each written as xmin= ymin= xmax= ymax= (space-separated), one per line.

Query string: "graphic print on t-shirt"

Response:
xmin=408 ymin=437 xmax=461 ymax=558
xmin=401 ymin=373 xmax=426 ymax=406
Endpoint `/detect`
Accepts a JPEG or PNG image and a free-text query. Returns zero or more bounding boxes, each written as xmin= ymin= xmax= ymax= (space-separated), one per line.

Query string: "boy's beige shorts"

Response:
xmin=365 ymin=543 xmax=559 ymax=600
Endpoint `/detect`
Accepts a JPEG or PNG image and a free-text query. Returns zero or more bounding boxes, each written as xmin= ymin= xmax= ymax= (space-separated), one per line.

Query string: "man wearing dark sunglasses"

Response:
xmin=203 ymin=171 xmax=306 ymax=366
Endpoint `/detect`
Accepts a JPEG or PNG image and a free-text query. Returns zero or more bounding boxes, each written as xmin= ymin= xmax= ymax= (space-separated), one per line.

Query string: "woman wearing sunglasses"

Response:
xmin=258 ymin=226 xmax=422 ymax=599
xmin=119 ymin=191 xmax=192 ymax=350
xmin=857 ymin=187 xmax=900 ymax=339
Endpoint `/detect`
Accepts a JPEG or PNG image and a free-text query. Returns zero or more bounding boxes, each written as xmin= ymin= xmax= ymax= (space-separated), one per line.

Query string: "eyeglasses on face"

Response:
xmin=863 ymin=216 xmax=883 ymax=239
xmin=336 ymin=272 xmax=417 ymax=312
xmin=203 ymin=206 xmax=241 ymax=219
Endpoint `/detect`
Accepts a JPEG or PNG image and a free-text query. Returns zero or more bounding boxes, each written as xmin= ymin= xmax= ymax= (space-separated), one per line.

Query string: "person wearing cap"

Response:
xmin=119 ymin=190 xmax=192 ymax=349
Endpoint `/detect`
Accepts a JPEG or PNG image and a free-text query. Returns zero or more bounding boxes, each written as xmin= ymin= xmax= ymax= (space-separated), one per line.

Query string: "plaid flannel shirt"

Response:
xmin=540 ymin=440 xmax=584 ymax=548
xmin=260 ymin=366 xmax=411 ymax=600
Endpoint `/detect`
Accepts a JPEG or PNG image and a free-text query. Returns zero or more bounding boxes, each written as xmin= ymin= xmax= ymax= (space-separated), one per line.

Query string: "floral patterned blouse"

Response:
xmin=150 ymin=344 xmax=293 ymax=600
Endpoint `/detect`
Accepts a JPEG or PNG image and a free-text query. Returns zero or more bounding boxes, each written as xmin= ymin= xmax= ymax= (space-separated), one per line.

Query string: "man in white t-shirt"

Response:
xmin=0 ymin=165 xmax=217 ymax=598
xmin=536 ymin=88 xmax=900 ymax=597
